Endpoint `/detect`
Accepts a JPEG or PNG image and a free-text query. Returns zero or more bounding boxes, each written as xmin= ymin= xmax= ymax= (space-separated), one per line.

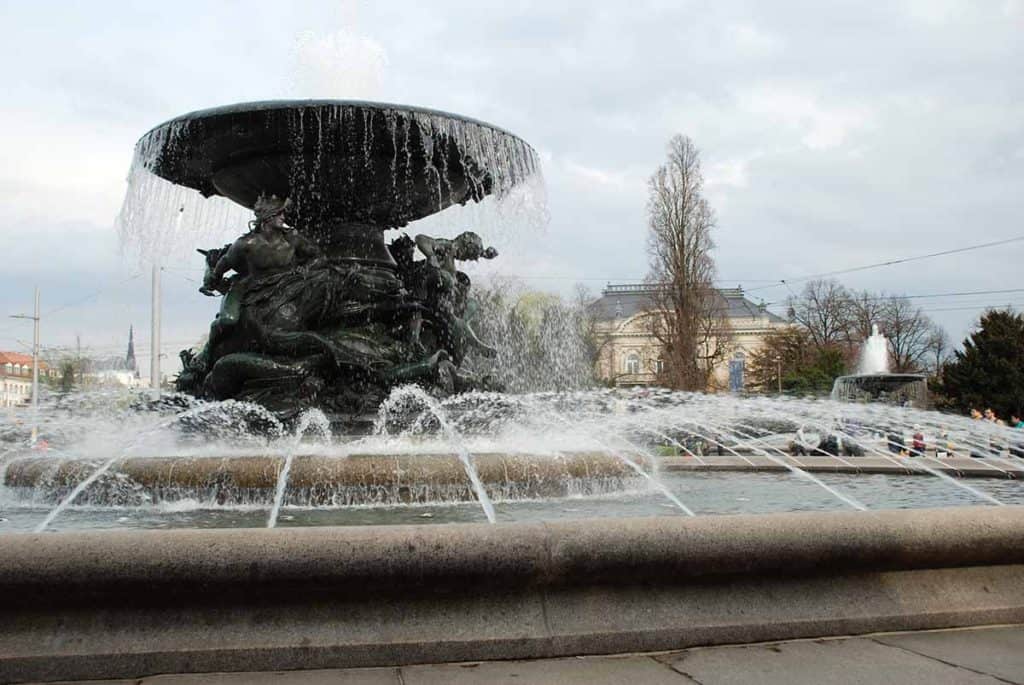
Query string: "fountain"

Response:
xmin=0 ymin=103 xmax=1022 ymax=682
xmin=121 ymin=100 xmax=541 ymax=430
xmin=5 ymin=386 xmax=1022 ymax=524
xmin=831 ymin=323 xmax=929 ymax=407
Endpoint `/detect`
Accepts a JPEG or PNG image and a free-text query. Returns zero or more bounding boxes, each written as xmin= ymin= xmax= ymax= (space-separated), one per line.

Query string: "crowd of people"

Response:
xmin=788 ymin=407 xmax=1024 ymax=459
xmin=969 ymin=407 xmax=1024 ymax=459
xmin=969 ymin=407 xmax=1024 ymax=429
xmin=880 ymin=407 xmax=1024 ymax=459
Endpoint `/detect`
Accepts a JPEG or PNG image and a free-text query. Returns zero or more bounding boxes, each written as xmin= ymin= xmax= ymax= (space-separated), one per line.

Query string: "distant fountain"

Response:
xmin=832 ymin=323 xmax=928 ymax=407
xmin=857 ymin=324 xmax=890 ymax=375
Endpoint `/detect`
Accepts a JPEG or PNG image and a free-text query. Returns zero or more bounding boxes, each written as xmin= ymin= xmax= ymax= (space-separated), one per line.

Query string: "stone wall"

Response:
xmin=1 ymin=506 xmax=1022 ymax=682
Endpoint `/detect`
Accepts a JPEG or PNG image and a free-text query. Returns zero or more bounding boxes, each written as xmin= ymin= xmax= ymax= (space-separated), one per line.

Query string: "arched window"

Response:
xmin=624 ymin=352 xmax=641 ymax=375
xmin=654 ymin=358 xmax=665 ymax=374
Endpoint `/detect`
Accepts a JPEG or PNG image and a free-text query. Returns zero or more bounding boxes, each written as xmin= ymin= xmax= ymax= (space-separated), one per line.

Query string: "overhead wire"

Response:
xmin=917 ymin=302 xmax=1024 ymax=314
xmin=765 ymin=287 xmax=1024 ymax=308
xmin=745 ymin=234 xmax=1024 ymax=293
xmin=1 ymin=272 xmax=145 ymax=339
xmin=5 ymin=233 xmax=1022 ymax=355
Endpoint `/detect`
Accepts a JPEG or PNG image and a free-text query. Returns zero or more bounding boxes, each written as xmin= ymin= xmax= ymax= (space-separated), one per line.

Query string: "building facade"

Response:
xmin=590 ymin=283 xmax=789 ymax=391
xmin=0 ymin=352 xmax=49 ymax=408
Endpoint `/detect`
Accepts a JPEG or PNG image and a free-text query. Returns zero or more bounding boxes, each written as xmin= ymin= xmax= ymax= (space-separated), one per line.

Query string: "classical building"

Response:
xmin=590 ymin=283 xmax=789 ymax=391
xmin=0 ymin=352 xmax=49 ymax=408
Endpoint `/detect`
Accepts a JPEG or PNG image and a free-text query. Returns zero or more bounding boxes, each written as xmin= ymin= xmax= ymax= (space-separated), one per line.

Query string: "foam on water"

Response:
xmin=2 ymin=387 xmax=1023 ymax=532
xmin=376 ymin=385 xmax=497 ymax=523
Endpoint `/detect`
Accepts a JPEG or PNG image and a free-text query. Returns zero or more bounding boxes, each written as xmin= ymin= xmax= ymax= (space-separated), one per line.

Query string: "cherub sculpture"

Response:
xmin=391 ymin=231 xmax=499 ymax=365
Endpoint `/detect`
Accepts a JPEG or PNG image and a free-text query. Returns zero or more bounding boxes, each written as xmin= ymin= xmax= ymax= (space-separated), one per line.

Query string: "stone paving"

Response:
xmin=33 ymin=624 xmax=1024 ymax=684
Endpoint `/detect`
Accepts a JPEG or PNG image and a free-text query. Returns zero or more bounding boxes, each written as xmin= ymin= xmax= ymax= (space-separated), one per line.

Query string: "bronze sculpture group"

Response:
xmin=177 ymin=194 xmax=502 ymax=424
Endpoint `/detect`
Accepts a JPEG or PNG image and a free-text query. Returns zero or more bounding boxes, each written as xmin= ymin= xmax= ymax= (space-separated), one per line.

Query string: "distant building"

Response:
xmin=126 ymin=324 xmax=137 ymax=372
xmin=0 ymin=352 xmax=49 ymax=408
xmin=87 ymin=326 xmax=144 ymax=389
xmin=590 ymin=283 xmax=789 ymax=391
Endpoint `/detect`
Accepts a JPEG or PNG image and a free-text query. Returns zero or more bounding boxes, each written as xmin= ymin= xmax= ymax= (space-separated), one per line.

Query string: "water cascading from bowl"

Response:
xmin=115 ymin=101 xmax=548 ymax=430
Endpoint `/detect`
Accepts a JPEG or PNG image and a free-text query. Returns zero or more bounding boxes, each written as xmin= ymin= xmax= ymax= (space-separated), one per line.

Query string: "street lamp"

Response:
xmin=9 ymin=287 xmax=40 ymax=444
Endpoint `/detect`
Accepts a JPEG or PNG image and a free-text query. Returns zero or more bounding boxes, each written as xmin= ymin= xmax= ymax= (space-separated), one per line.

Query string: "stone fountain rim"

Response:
xmin=3 ymin=506 xmax=1022 ymax=589
xmin=138 ymin=98 xmax=529 ymax=148
xmin=835 ymin=373 xmax=929 ymax=380
xmin=2 ymin=506 xmax=1022 ymax=682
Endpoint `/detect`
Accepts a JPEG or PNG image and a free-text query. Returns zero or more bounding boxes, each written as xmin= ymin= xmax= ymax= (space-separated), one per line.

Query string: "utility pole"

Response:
xmin=775 ymin=356 xmax=782 ymax=395
xmin=10 ymin=287 xmax=40 ymax=444
xmin=150 ymin=263 xmax=162 ymax=398
xmin=32 ymin=288 xmax=39 ymax=423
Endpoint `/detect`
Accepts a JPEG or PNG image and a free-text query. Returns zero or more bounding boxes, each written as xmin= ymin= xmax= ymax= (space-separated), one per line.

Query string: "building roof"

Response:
xmin=0 ymin=352 xmax=46 ymax=368
xmin=91 ymin=355 xmax=136 ymax=373
xmin=590 ymin=283 xmax=787 ymax=324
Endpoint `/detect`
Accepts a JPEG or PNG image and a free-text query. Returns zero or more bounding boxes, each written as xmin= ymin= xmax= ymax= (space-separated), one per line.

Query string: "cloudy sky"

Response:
xmin=1 ymin=0 xmax=1022 ymax=376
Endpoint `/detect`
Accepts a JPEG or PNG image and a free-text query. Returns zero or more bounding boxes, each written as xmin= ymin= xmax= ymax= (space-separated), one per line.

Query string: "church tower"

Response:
xmin=126 ymin=325 xmax=138 ymax=378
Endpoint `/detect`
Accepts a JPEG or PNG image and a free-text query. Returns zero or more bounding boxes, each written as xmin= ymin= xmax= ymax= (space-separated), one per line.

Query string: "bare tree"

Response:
xmin=573 ymin=283 xmax=605 ymax=371
xmin=880 ymin=296 xmax=935 ymax=373
xmin=846 ymin=289 xmax=887 ymax=345
xmin=786 ymin=279 xmax=853 ymax=348
xmin=646 ymin=135 xmax=730 ymax=391
xmin=695 ymin=293 xmax=733 ymax=390
xmin=782 ymin=278 xmax=950 ymax=378
xmin=924 ymin=324 xmax=951 ymax=375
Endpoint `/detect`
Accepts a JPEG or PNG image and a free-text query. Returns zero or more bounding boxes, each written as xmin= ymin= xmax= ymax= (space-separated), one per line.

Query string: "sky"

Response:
xmin=1 ymin=0 xmax=1022 ymax=377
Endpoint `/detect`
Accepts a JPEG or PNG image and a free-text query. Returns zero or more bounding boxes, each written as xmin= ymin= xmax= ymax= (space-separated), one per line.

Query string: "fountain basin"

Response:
xmin=3 ymin=452 xmax=645 ymax=506
xmin=135 ymin=100 xmax=539 ymax=260
xmin=831 ymin=373 xmax=929 ymax=407
xmin=659 ymin=455 xmax=1024 ymax=479
xmin=1 ymin=506 xmax=1022 ymax=682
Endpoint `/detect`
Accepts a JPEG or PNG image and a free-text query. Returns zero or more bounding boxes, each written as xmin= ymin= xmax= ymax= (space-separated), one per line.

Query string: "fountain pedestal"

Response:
xmin=831 ymin=373 xmax=929 ymax=407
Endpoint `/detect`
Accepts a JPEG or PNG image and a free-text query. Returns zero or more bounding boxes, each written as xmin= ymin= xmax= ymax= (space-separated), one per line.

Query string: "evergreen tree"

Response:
xmin=940 ymin=309 xmax=1024 ymax=418
xmin=784 ymin=347 xmax=847 ymax=395
xmin=748 ymin=328 xmax=846 ymax=395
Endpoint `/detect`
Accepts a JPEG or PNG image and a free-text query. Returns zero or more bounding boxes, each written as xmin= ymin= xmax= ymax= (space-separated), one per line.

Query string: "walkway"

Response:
xmin=34 ymin=624 xmax=1024 ymax=684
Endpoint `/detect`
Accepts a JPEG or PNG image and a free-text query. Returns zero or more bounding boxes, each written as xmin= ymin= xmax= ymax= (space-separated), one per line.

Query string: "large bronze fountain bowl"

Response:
xmin=136 ymin=99 xmax=538 ymax=264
